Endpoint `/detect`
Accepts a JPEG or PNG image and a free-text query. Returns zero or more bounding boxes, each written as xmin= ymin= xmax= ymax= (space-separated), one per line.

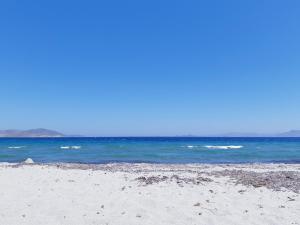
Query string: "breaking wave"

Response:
xmin=181 ymin=145 xmax=199 ymax=149
xmin=8 ymin=146 xmax=25 ymax=149
xmin=60 ymin=146 xmax=82 ymax=150
xmin=204 ymin=145 xmax=243 ymax=150
xmin=187 ymin=145 xmax=196 ymax=148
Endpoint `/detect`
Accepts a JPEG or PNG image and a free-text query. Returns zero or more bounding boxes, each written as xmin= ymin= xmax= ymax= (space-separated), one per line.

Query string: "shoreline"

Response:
xmin=3 ymin=162 xmax=300 ymax=166
xmin=0 ymin=158 xmax=300 ymax=169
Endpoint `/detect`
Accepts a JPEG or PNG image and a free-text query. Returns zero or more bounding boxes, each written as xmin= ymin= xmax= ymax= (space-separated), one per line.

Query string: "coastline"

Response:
xmin=3 ymin=161 xmax=300 ymax=173
xmin=0 ymin=163 xmax=299 ymax=225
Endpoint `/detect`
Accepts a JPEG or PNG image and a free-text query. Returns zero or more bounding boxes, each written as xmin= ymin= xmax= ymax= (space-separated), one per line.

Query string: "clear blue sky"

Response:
xmin=0 ymin=0 xmax=300 ymax=136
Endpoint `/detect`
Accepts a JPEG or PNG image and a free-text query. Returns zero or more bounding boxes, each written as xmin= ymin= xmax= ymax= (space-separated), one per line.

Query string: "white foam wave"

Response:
xmin=8 ymin=146 xmax=25 ymax=149
xmin=60 ymin=146 xmax=82 ymax=150
xmin=181 ymin=145 xmax=198 ymax=149
xmin=187 ymin=145 xmax=196 ymax=148
xmin=204 ymin=145 xmax=243 ymax=150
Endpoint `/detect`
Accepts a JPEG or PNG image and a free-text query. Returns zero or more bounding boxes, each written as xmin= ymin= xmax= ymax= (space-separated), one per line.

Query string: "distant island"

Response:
xmin=277 ymin=130 xmax=300 ymax=137
xmin=0 ymin=129 xmax=65 ymax=137
xmin=1 ymin=129 xmax=300 ymax=138
xmin=213 ymin=130 xmax=300 ymax=137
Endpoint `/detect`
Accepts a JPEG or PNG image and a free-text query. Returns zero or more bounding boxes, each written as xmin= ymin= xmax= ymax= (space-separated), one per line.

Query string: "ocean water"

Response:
xmin=0 ymin=137 xmax=300 ymax=164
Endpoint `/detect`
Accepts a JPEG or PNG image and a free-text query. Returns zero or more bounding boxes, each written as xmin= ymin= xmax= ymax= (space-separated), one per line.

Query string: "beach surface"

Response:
xmin=0 ymin=163 xmax=299 ymax=225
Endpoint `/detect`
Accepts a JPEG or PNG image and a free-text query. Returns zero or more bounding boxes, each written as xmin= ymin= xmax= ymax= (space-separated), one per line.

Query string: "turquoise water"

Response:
xmin=0 ymin=137 xmax=300 ymax=164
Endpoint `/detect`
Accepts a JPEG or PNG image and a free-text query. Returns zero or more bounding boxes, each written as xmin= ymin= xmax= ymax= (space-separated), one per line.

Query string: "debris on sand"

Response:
xmin=136 ymin=175 xmax=168 ymax=185
xmin=209 ymin=170 xmax=300 ymax=193
xmin=136 ymin=175 xmax=213 ymax=186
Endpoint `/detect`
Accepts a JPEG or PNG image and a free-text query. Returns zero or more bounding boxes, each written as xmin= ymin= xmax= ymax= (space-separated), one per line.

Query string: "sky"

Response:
xmin=0 ymin=0 xmax=300 ymax=136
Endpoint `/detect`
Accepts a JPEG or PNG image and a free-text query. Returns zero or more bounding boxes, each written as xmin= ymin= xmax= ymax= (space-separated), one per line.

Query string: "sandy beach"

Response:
xmin=0 ymin=163 xmax=299 ymax=225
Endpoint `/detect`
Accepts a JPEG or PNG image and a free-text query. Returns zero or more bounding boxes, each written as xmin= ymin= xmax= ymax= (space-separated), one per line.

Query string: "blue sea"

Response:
xmin=0 ymin=137 xmax=300 ymax=164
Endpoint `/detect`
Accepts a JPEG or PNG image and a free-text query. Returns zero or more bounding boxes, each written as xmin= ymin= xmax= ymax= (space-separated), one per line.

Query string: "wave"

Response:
xmin=60 ymin=146 xmax=82 ymax=150
xmin=187 ymin=145 xmax=196 ymax=148
xmin=181 ymin=145 xmax=198 ymax=149
xmin=204 ymin=145 xmax=243 ymax=150
xmin=8 ymin=146 xmax=25 ymax=149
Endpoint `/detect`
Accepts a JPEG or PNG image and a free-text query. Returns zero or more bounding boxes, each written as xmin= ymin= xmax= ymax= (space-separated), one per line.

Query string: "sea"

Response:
xmin=0 ymin=137 xmax=300 ymax=164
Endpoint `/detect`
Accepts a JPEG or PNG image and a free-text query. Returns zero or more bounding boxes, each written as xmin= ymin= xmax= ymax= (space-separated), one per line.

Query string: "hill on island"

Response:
xmin=277 ymin=130 xmax=300 ymax=137
xmin=0 ymin=129 xmax=65 ymax=137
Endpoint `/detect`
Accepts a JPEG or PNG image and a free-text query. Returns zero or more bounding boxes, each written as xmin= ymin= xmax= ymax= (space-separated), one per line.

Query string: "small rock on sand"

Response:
xmin=24 ymin=158 xmax=34 ymax=164
xmin=288 ymin=197 xmax=295 ymax=201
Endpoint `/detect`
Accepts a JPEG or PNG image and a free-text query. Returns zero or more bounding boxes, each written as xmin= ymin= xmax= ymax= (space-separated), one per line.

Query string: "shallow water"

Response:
xmin=0 ymin=137 xmax=300 ymax=164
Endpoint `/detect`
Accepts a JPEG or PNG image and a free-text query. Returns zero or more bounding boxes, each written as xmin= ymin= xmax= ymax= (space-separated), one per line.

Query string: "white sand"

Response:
xmin=0 ymin=163 xmax=299 ymax=225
